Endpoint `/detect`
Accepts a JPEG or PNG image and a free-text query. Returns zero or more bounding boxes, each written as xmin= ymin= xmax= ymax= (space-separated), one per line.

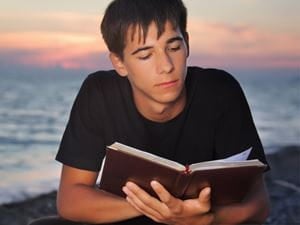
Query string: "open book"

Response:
xmin=99 ymin=142 xmax=266 ymax=206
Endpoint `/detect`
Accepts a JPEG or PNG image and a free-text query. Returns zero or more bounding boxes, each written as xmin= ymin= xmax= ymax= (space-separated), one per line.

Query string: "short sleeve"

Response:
xmin=214 ymin=71 xmax=270 ymax=170
xmin=56 ymin=74 xmax=106 ymax=172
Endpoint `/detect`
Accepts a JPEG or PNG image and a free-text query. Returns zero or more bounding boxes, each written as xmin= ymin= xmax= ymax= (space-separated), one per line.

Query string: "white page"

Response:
xmin=98 ymin=156 xmax=106 ymax=181
xmin=222 ymin=147 xmax=252 ymax=162
xmin=189 ymin=147 xmax=253 ymax=170
xmin=110 ymin=142 xmax=185 ymax=170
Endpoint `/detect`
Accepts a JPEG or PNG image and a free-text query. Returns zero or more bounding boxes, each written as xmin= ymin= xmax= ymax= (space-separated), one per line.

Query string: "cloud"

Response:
xmin=0 ymin=31 xmax=109 ymax=69
xmin=0 ymin=11 xmax=110 ymax=70
xmin=0 ymin=15 xmax=299 ymax=70
xmin=187 ymin=20 xmax=300 ymax=68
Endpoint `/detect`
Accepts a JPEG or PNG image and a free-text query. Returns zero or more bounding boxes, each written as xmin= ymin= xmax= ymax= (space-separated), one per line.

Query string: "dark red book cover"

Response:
xmin=99 ymin=144 xmax=266 ymax=206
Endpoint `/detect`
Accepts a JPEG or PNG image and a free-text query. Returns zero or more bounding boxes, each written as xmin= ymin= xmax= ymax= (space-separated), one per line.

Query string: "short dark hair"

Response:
xmin=101 ymin=0 xmax=187 ymax=59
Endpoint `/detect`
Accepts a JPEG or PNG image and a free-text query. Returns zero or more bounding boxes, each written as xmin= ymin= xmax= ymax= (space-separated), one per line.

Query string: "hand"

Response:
xmin=122 ymin=181 xmax=214 ymax=225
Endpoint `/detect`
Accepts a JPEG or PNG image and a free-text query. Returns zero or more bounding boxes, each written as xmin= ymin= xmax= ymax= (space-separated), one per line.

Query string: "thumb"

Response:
xmin=197 ymin=187 xmax=211 ymax=213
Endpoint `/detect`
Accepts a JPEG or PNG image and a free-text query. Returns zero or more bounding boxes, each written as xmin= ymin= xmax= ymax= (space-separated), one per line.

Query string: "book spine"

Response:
xmin=171 ymin=172 xmax=193 ymax=198
xmin=184 ymin=165 xmax=191 ymax=174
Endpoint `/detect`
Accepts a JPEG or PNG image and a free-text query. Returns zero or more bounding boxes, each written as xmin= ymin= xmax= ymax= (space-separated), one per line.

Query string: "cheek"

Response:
xmin=126 ymin=63 xmax=153 ymax=85
xmin=174 ymin=54 xmax=187 ymax=70
xmin=126 ymin=59 xmax=156 ymax=78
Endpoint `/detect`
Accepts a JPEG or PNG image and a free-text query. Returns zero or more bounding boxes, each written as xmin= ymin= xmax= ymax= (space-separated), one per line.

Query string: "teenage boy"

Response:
xmin=30 ymin=0 xmax=270 ymax=224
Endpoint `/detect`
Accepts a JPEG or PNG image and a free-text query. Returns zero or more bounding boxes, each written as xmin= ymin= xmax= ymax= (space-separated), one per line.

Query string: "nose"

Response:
xmin=156 ymin=51 xmax=174 ymax=74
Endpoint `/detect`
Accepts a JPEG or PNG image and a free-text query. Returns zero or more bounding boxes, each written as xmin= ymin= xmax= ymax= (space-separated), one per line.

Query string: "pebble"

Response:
xmin=0 ymin=146 xmax=299 ymax=225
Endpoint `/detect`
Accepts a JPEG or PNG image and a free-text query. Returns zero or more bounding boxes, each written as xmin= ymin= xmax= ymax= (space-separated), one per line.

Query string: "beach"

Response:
xmin=0 ymin=72 xmax=299 ymax=224
xmin=1 ymin=0 xmax=299 ymax=223
xmin=1 ymin=145 xmax=299 ymax=225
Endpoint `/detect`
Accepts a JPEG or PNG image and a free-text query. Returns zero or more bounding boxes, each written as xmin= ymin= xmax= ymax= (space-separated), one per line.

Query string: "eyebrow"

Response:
xmin=131 ymin=46 xmax=153 ymax=55
xmin=131 ymin=36 xmax=184 ymax=55
xmin=166 ymin=36 xmax=184 ymax=44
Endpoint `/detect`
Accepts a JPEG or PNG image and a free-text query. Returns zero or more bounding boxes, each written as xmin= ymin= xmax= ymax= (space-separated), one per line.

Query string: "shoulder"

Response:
xmin=188 ymin=67 xmax=240 ymax=88
xmin=77 ymin=70 xmax=130 ymax=98
xmin=82 ymin=70 xmax=125 ymax=89
xmin=72 ymin=70 xmax=130 ymax=109
xmin=187 ymin=66 xmax=244 ymax=97
xmin=186 ymin=66 xmax=248 ymax=111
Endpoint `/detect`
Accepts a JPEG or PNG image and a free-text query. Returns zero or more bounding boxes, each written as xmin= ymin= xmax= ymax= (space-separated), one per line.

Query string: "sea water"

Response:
xmin=0 ymin=69 xmax=299 ymax=204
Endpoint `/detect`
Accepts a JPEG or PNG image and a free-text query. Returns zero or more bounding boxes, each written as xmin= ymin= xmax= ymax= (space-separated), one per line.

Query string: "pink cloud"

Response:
xmin=0 ymin=31 xmax=108 ymax=69
xmin=187 ymin=20 xmax=300 ymax=68
xmin=0 ymin=20 xmax=299 ymax=70
xmin=19 ymin=50 xmax=111 ymax=70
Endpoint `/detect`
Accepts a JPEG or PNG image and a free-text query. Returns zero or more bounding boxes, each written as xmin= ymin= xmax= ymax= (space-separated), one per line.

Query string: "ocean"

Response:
xmin=0 ymin=69 xmax=299 ymax=204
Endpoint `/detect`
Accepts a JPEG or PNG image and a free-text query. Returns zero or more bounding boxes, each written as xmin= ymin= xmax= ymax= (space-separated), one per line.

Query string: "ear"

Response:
xmin=109 ymin=53 xmax=128 ymax=77
xmin=183 ymin=32 xmax=190 ymax=57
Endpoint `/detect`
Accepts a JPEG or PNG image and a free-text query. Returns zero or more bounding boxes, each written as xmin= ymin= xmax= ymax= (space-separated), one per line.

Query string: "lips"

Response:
xmin=156 ymin=79 xmax=179 ymax=88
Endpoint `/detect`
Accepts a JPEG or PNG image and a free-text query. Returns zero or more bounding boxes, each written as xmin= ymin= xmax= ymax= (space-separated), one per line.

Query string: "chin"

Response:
xmin=157 ymin=91 xmax=184 ymax=104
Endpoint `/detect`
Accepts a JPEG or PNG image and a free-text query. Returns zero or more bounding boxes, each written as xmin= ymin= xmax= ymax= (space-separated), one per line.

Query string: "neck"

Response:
xmin=134 ymin=89 xmax=187 ymax=123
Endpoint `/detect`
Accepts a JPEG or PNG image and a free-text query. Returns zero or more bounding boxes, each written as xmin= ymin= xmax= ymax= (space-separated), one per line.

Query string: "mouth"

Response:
xmin=155 ymin=79 xmax=179 ymax=88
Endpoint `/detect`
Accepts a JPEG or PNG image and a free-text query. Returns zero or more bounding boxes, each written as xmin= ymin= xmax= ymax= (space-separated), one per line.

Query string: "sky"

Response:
xmin=0 ymin=0 xmax=299 ymax=74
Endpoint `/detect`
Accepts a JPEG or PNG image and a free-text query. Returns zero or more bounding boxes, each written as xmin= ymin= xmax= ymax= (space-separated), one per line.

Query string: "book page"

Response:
xmin=98 ymin=156 xmax=106 ymax=181
xmin=189 ymin=147 xmax=261 ymax=171
xmin=109 ymin=142 xmax=185 ymax=171
xmin=222 ymin=147 xmax=252 ymax=162
xmin=190 ymin=159 xmax=265 ymax=171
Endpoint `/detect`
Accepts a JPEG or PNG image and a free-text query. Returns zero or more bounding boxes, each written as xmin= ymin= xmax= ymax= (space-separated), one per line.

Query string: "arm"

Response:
xmin=213 ymin=174 xmax=270 ymax=224
xmin=123 ymin=175 xmax=270 ymax=225
xmin=56 ymin=165 xmax=142 ymax=224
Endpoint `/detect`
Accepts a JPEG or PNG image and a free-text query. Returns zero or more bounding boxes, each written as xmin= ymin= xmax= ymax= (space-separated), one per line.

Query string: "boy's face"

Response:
xmin=112 ymin=21 xmax=189 ymax=109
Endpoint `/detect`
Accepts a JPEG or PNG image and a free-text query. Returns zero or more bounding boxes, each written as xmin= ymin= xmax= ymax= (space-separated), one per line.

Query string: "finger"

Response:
xmin=125 ymin=182 xmax=161 ymax=205
xmin=197 ymin=187 xmax=211 ymax=212
xmin=151 ymin=181 xmax=182 ymax=214
xmin=123 ymin=182 xmax=166 ymax=218
xmin=125 ymin=192 xmax=163 ymax=221
xmin=198 ymin=187 xmax=211 ymax=202
xmin=125 ymin=195 xmax=166 ymax=223
xmin=150 ymin=181 xmax=171 ymax=203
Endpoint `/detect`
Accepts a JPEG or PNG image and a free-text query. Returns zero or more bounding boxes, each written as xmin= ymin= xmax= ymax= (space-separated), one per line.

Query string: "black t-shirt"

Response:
xmin=56 ymin=67 xmax=268 ymax=225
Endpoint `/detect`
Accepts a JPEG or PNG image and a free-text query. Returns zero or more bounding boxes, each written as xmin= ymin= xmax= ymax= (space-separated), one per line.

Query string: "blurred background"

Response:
xmin=0 ymin=0 xmax=299 ymax=205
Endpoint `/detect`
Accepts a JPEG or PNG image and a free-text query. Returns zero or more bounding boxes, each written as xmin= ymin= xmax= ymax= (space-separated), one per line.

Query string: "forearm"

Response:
xmin=213 ymin=202 xmax=267 ymax=225
xmin=57 ymin=184 xmax=142 ymax=224
xmin=213 ymin=176 xmax=270 ymax=224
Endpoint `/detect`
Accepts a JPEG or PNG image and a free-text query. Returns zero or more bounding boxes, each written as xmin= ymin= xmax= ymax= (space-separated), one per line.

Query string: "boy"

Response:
xmin=30 ymin=0 xmax=270 ymax=224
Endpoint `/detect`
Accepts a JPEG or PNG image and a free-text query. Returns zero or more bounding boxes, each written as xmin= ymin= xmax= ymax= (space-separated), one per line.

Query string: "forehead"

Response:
xmin=125 ymin=21 xmax=179 ymax=45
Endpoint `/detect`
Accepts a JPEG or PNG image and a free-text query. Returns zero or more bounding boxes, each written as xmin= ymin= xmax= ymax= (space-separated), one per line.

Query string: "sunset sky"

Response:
xmin=0 ymin=0 xmax=299 ymax=73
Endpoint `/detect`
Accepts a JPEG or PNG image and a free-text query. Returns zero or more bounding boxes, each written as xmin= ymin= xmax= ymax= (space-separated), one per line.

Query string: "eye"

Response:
xmin=168 ymin=45 xmax=181 ymax=52
xmin=138 ymin=54 xmax=152 ymax=60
